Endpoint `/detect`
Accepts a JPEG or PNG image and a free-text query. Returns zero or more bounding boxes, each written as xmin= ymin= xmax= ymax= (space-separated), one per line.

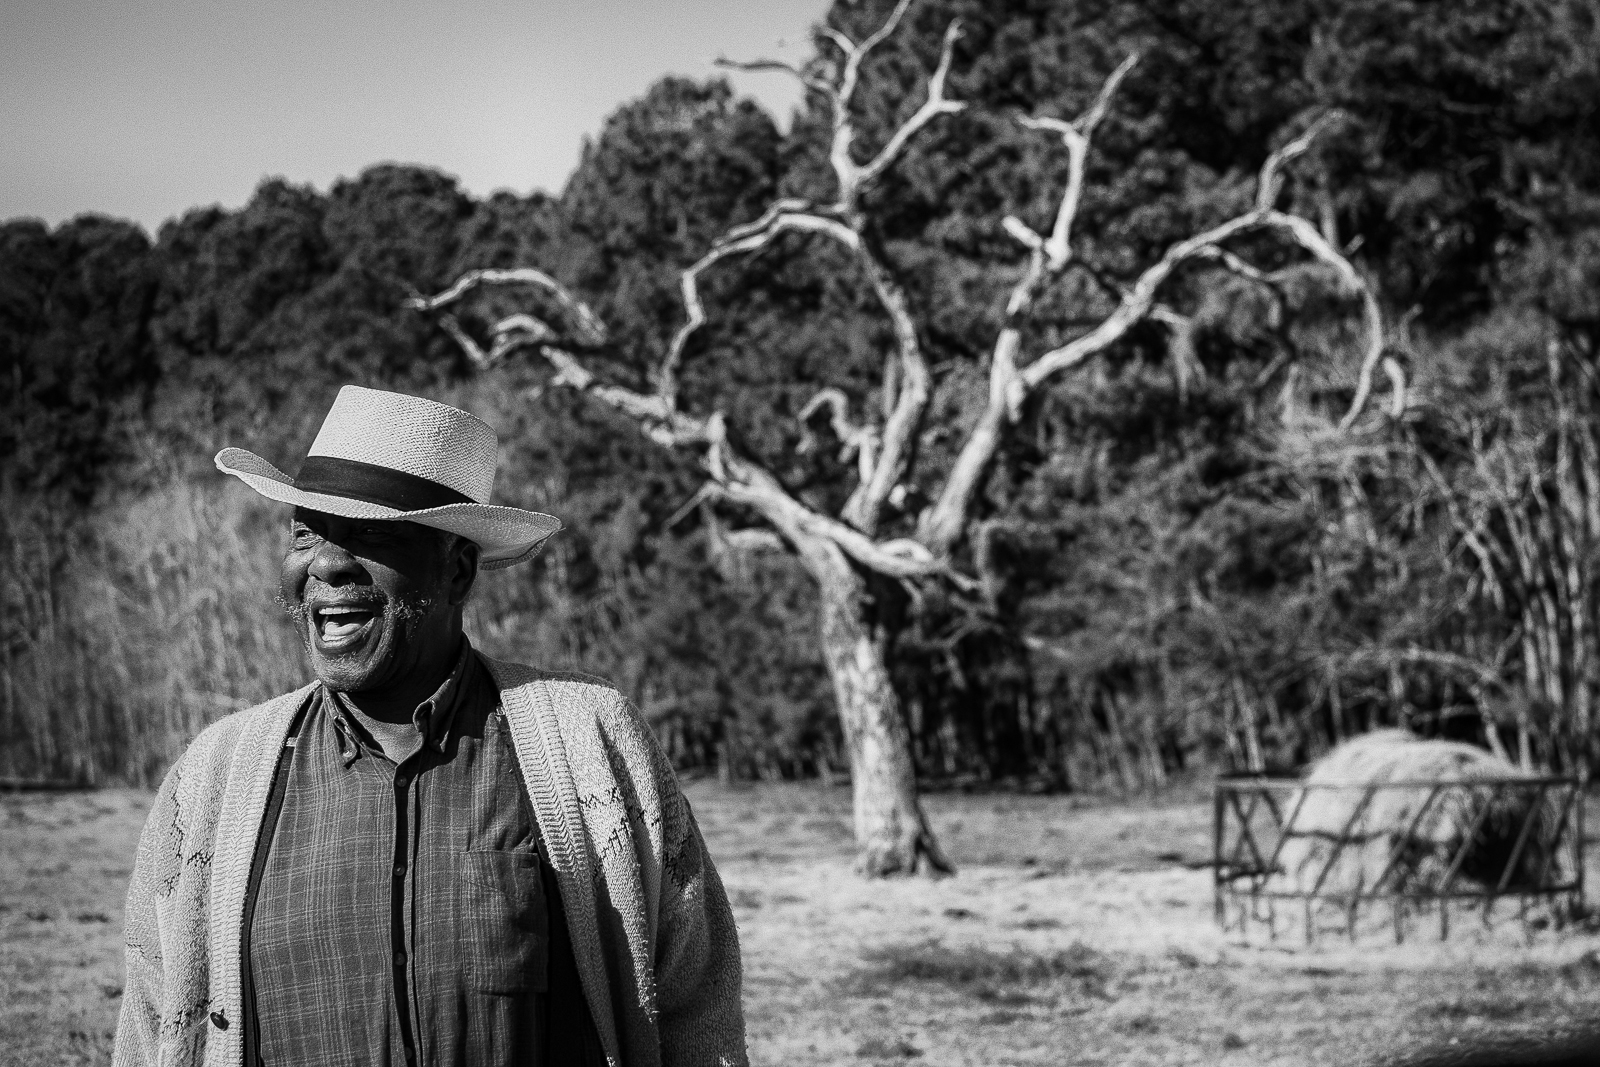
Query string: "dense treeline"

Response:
xmin=4 ymin=0 xmax=1599 ymax=787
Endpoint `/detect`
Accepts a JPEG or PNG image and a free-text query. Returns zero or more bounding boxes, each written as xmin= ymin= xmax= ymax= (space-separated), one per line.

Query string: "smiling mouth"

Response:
xmin=312 ymin=605 xmax=377 ymax=649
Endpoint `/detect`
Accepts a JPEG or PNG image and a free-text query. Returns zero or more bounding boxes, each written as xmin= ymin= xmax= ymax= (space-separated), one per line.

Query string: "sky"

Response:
xmin=1 ymin=0 xmax=829 ymax=234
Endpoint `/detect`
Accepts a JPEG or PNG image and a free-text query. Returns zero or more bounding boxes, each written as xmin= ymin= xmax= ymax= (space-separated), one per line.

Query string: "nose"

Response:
xmin=307 ymin=538 xmax=366 ymax=587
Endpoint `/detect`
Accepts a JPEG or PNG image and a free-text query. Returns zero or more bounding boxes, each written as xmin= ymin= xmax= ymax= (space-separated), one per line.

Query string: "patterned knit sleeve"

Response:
xmin=112 ymin=753 xmax=187 ymax=1067
xmin=623 ymin=697 xmax=749 ymax=1067
xmin=652 ymin=787 xmax=749 ymax=1067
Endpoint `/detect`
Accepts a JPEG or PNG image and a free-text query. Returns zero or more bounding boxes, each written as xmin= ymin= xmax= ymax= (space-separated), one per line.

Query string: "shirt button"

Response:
xmin=209 ymin=1011 xmax=228 ymax=1030
xmin=395 ymin=775 xmax=409 ymax=791
xmin=393 ymin=863 xmax=406 ymax=879
xmin=394 ymin=950 xmax=407 ymax=967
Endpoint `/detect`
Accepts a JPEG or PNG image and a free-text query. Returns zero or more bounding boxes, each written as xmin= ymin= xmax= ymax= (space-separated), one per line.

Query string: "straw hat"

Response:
xmin=215 ymin=385 xmax=561 ymax=570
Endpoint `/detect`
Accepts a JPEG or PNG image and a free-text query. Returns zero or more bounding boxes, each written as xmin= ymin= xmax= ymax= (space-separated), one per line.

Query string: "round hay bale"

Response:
xmin=1271 ymin=730 xmax=1557 ymax=899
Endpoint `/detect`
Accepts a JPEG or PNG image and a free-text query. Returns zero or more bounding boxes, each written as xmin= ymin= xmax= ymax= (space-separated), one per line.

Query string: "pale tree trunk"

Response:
xmin=800 ymin=532 xmax=952 ymax=875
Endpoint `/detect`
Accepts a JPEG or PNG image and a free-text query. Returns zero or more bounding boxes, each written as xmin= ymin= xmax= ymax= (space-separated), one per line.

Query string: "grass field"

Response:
xmin=3 ymin=781 xmax=1599 ymax=1066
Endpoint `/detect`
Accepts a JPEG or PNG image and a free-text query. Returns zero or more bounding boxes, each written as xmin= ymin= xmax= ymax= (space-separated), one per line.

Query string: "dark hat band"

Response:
xmin=294 ymin=456 xmax=474 ymax=512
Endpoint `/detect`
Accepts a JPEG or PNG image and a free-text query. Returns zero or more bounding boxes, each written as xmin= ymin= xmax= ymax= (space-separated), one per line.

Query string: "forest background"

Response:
xmin=5 ymin=0 xmax=1600 ymax=795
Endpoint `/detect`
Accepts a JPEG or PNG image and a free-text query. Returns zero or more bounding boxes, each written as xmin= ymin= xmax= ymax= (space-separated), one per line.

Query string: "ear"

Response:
xmin=447 ymin=537 xmax=481 ymax=606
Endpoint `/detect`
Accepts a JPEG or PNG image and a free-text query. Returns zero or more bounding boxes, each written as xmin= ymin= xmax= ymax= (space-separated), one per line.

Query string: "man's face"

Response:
xmin=278 ymin=508 xmax=472 ymax=694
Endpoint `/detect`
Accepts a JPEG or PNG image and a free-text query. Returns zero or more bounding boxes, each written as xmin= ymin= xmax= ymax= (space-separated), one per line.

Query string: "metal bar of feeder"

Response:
xmin=1213 ymin=781 xmax=1226 ymax=928
xmin=1534 ymin=786 xmax=1579 ymax=892
xmin=1261 ymin=785 xmax=1313 ymax=880
xmin=1259 ymin=786 xmax=1285 ymax=831
xmin=1433 ymin=784 xmax=1497 ymax=941
xmin=1223 ymin=787 xmax=1258 ymax=873
xmin=1575 ymin=775 xmax=1586 ymax=915
xmin=1361 ymin=783 xmax=1444 ymax=898
xmin=1285 ymin=776 xmax=1578 ymax=789
xmin=1436 ymin=783 xmax=1496 ymax=894
xmin=1306 ymin=783 xmax=1378 ymax=899
xmin=1227 ymin=788 xmax=1272 ymax=876
xmin=1483 ymin=782 xmax=1547 ymax=925
xmin=1491 ymin=782 xmax=1548 ymax=897
xmin=1241 ymin=883 xmax=1581 ymax=902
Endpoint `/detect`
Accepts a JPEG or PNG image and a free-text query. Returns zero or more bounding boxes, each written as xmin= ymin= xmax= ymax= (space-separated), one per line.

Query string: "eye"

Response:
xmin=289 ymin=525 xmax=319 ymax=549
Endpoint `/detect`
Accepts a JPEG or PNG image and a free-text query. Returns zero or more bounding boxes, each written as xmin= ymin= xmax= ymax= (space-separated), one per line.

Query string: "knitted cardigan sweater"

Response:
xmin=112 ymin=657 xmax=747 ymax=1067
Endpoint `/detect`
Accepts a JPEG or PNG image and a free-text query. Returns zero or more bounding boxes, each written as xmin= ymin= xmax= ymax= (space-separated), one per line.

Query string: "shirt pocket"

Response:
xmin=460 ymin=849 xmax=550 ymax=994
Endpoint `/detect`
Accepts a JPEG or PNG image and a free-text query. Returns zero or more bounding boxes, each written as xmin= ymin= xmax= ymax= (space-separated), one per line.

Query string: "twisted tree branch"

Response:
xmin=831 ymin=0 xmax=915 ymax=109
xmin=670 ymin=5 xmax=966 ymax=537
xmin=1018 ymin=53 xmax=1139 ymax=269
xmin=1257 ymin=112 xmax=1343 ymax=213
xmin=661 ymin=207 xmax=860 ymax=409
xmin=920 ymin=105 xmax=1383 ymax=558
xmin=714 ymin=56 xmax=837 ymax=101
xmin=1021 ymin=119 xmax=1379 ymax=404
xmin=854 ymin=20 xmax=967 ymax=190
xmin=800 ymin=387 xmax=880 ymax=487
xmin=918 ymin=56 xmax=1138 ymax=555
xmin=405 ymin=268 xmax=607 ymax=346
xmin=408 ymin=264 xmax=968 ymax=590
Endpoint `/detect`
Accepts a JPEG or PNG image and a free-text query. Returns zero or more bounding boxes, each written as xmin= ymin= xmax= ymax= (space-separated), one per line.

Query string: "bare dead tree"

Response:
xmin=407 ymin=0 xmax=1393 ymax=876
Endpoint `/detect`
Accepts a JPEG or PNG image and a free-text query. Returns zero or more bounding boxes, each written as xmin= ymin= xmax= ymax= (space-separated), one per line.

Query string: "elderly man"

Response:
xmin=113 ymin=386 xmax=746 ymax=1067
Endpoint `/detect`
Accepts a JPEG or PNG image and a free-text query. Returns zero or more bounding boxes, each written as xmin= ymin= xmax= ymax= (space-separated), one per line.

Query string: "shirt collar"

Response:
xmin=327 ymin=638 xmax=477 ymax=765
xmin=414 ymin=637 xmax=474 ymax=751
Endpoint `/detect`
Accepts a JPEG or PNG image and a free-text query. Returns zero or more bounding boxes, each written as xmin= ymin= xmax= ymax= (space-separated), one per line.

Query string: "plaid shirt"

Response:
xmin=242 ymin=641 xmax=594 ymax=1067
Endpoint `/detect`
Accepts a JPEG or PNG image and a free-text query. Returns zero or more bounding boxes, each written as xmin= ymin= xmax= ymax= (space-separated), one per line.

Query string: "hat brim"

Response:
xmin=215 ymin=447 xmax=562 ymax=570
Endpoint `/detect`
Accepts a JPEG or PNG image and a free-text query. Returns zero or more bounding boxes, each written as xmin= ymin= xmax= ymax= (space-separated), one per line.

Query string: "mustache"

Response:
xmin=276 ymin=588 xmax=435 ymax=625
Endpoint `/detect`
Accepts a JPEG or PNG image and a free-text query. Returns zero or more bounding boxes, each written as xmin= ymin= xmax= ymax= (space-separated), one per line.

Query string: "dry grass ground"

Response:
xmin=3 ymin=782 xmax=1599 ymax=1066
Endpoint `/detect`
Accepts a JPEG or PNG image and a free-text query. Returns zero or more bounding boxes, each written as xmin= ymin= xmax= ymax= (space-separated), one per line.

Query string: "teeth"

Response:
xmin=315 ymin=606 xmax=373 ymax=642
